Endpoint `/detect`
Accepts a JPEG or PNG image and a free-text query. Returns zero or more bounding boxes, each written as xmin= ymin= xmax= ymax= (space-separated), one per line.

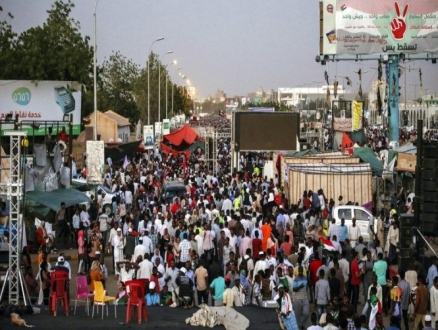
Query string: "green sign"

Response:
xmin=0 ymin=124 xmax=81 ymax=136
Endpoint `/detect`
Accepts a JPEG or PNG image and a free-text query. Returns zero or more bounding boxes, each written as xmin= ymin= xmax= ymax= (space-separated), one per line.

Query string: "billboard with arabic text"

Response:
xmin=321 ymin=0 xmax=438 ymax=55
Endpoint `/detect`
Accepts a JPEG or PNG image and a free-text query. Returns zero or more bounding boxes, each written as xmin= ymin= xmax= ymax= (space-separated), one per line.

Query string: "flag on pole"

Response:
xmin=123 ymin=155 xmax=129 ymax=170
xmin=320 ymin=237 xmax=336 ymax=251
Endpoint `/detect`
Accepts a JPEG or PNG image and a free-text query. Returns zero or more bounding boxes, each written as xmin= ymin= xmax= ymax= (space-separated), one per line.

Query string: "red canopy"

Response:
xmin=160 ymin=143 xmax=190 ymax=158
xmin=163 ymin=125 xmax=198 ymax=146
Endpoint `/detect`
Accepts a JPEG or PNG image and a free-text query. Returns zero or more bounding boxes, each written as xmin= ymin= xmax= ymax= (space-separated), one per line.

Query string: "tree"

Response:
xmin=0 ymin=1 xmax=94 ymax=120
xmin=134 ymin=52 xmax=193 ymax=124
xmin=99 ymin=51 xmax=140 ymax=124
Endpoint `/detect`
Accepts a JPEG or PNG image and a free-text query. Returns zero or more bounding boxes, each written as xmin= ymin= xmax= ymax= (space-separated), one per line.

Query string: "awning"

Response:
xmin=26 ymin=188 xmax=92 ymax=212
xmin=163 ymin=125 xmax=198 ymax=146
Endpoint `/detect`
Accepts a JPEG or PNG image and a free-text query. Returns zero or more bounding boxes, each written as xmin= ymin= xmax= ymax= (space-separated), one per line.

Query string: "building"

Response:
xmin=278 ymin=85 xmax=347 ymax=108
xmin=86 ymin=110 xmax=131 ymax=143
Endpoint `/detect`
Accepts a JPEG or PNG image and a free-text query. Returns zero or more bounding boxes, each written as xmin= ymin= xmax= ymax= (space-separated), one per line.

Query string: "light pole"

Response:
xmin=147 ymin=37 xmax=164 ymax=125
xmin=172 ymin=67 xmax=182 ymax=116
xmin=93 ymin=0 xmax=99 ymax=141
xmin=410 ymin=84 xmax=419 ymax=103
xmin=158 ymin=50 xmax=173 ymax=122
xmin=166 ymin=60 xmax=177 ymax=119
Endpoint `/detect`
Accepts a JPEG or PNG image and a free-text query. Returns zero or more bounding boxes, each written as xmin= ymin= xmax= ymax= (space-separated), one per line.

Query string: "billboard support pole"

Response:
xmin=388 ymin=55 xmax=400 ymax=147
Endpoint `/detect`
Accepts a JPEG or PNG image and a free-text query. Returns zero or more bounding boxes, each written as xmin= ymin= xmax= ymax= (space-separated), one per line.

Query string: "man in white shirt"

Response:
xmin=253 ymin=252 xmax=268 ymax=281
xmin=137 ymin=253 xmax=154 ymax=280
xmin=124 ymin=186 xmax=133 ymax=213
xmin=221 ymin=196 xmax=233 ymax=214
xmin=349 ymin=218 xmax=362 ymax=248
xmin=112 ymin=228 xmax=124 ymax=277
xmin=142 ymin=231 xmax=153 ymax=254
xmin=80 ymin=206 xmax=90 ymax=230
xmin=164 ymin=259 xmax=179 ymax=292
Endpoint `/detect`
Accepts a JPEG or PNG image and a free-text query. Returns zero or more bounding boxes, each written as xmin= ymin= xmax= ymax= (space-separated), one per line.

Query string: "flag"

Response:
xmin=368 ymin=295 xmax=382 ymax=330
xmin=123 ymin=155 xmax=129 ymax=170
xmin=320 ymin=237 xmax=336 ymax=251
xmin=182 ymin=153 xmax=187 ymax=174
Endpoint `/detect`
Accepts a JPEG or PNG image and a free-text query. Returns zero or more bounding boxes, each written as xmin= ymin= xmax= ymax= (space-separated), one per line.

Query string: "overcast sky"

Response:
xmin=2 ymin=0 xmax=437 ymax=100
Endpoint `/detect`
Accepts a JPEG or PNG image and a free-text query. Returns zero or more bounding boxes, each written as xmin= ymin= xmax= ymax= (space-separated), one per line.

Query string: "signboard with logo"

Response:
xmin=321 ymin=0 xmax=438 ymax=55
xmin=248 ymin=107 xmax=275 ymax=112
xmin=162 ymin=119 xmax=170 ymax=135
xmin=0 ymin=80 xmax=82 ymax=135
xmin=143 ymin=125 xmax=154 ymax=150
xmin=154 ymin=122 xmax=162 ymax=142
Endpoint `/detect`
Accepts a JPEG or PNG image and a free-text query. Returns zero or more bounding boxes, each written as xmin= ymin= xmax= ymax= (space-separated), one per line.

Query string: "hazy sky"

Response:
xmin=2 ymin=0 xmax=437 ymax=100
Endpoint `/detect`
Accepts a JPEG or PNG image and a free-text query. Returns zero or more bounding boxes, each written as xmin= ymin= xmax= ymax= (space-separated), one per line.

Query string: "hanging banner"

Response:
xmin=154 ymin=122 xmax=162 ymax=142
xmin=143 ymin=125 xmax=154 ymax=150
xmin=352 ymin=101 xmax=363 ymax=130
xmin=320 ymin=0 xmax=438 ymax=55
xmin=163 ymin=119 xmax=170 ymax=135
xmin=86 ymin=141 xmax=105 ymax=184
xmin=332 ymin=100 xmax=353 ymax=132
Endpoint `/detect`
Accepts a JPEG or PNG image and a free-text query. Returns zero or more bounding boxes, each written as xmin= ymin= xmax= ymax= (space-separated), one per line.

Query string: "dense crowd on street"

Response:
xmin=18 ymin=115 xmax=436 ymax=330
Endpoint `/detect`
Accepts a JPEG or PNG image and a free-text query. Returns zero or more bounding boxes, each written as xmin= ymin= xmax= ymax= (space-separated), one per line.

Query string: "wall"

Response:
xmin=86 ymin=111 xmax=118 ymax=143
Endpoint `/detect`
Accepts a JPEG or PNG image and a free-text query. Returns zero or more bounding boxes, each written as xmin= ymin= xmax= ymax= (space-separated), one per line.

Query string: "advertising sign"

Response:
xmin=0 ymin=80 xmax=82 ymax=136
xmin=86 ymin=141 xmax=104 ymax=185
xmin=352 ymin=101 xmax=363 ymax=130
xmin=162 ymin=119 xmax=170 ymax=135
xmin=154 ymin=122 xmax=162 ymax=142
xmin=322 ymin=1 xmax=338 ymax=54
xmin=321 ymin=0 xmax=438 ymax=55
xmin=333 ymin=100 xmax=353 ymax=132
xmin=143 ymin=125 xmax=154 ymax=150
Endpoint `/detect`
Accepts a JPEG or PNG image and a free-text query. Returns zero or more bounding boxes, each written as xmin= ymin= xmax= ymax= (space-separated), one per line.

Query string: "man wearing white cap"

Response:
xmin=53 ymin=255 xmax=71 ymax=309
xmin=423 ymin=315 xmax=434 ymax=330
xmin=146 ymin=281 xmax=160 ymax=306
xmin=176 ymin=267 xmax=194 ymax=309
xmin=112 ymin=228 xmax=124 ymax=278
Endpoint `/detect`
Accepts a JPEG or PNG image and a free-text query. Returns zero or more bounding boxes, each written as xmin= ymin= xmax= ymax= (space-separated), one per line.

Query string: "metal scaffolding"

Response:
xmin=200 ymin=130 xmax=231 ymax=176
xmin=0 ymin=131 xmax=26 ymax=305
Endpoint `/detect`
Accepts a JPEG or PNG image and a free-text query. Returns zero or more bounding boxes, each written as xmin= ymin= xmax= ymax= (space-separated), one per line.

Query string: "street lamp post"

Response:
xmin=166 ymin=60 xmax=177 ymax=119
xmin=147 ymin=37 xmax=164 ymax=125
xmin=93 ymin=0 xmax=99 ymax=141
xmin=172 ymin=67 xmax=182 ymax=116
xmin=159 ymin=50 xmax=173 ymax=122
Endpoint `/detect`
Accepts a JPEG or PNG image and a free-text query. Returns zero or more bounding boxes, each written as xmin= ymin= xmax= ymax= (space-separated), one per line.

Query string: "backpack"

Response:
xmin=239 ymin=257 xmax=248 ymax=273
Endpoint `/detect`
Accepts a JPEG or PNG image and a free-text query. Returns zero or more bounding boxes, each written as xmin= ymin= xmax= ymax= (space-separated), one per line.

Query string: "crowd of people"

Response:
xmin=22 ymin=115 xmax=435 ymax=330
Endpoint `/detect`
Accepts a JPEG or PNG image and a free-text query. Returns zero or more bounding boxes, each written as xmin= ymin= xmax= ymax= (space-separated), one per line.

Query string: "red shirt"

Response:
xmin=303 ymin=198 xmax=311 ymax=210
xmin=309 ymin=260 xmax=323 ymax=285
xmin=350 ymin=259 xmax=361 ymax=285
xmin=171 ymin=203 xmax=180 ymax=214
xmin=252 ymin=238 xmax=262 ymax=258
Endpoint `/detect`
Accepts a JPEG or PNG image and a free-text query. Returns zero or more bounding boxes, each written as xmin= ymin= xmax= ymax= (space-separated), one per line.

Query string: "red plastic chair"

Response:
xmin=126 ymin=283 xmax=148 ymax=324
xmin=125 ymin=279 xmax=148 ymax=297
xmin=49 ymin=271 xmax=69 ymax=316
xmin=74 ymin=275 xmax=94 ymax=315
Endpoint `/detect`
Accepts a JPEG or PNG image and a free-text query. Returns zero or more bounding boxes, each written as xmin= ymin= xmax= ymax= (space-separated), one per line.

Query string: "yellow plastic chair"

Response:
xmin=91 ymin=281 xmax=117 ymax=319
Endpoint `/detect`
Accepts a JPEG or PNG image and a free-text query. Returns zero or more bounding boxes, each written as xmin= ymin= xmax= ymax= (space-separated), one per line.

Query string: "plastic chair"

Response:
xmin=74 ymin=275 xmax=94 ymax=315
xmin=125 ymin=279 xmax=148 ymax=297
xmin=49 ymin=271 xmax=69 ymax=316
xmin=92 ymin=281 xmax=117 ymax=320
xmin=126 ymin=283 xmax=148 ymax=324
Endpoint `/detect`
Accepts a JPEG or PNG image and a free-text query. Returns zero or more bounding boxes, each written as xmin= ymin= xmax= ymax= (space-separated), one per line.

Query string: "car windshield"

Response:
xmin=98 ymin=185 xmax=112 ymax=195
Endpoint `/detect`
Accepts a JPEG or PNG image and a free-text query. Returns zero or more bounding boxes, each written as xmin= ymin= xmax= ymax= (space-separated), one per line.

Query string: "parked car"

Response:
xmin=80 ymin=185 xmax=115 ymax=216
xmin=162 ymin=181 xmax=187 ymax=204
xmin=332 ymin=205 xmax=376 ymax=242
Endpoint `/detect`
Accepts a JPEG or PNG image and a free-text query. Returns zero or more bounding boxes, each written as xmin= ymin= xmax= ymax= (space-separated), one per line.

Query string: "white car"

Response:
xmin=80 ymin=185 xmax=115 ymax=216
xmin=332 ymin=205 xmax=377 ymax=242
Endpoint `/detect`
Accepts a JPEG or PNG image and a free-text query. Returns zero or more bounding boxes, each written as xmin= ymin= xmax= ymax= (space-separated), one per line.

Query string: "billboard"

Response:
xmin=162 ymin=119 xmax=170 ymax=135
xmin=321 ymin=0 xmax=438 ymax=55
xmin=0 ymin=80 xmax=82 ymax=135
xmin=143 ymin=125 xmax=154 ymax=150
xmin=233 ymin=112 xmax=300 ymax=152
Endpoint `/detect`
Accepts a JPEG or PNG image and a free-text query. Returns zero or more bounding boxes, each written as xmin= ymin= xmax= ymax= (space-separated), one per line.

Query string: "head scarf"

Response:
xmin=78 ymin=230 xmax=84 ymax=238
xmin=91 ymin=260 xmax=100 ymax=271
xmin=240 ymin=270 xmax=249 ymax=288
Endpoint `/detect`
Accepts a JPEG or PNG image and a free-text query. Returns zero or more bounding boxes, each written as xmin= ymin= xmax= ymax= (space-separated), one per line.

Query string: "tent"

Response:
xmin=26 ymin=188 xmax=92 ymax=212
xmin=353 ymin=147 xmax=383 ymax=176
xmin=163 ymin=125 xmax=198 ymax=146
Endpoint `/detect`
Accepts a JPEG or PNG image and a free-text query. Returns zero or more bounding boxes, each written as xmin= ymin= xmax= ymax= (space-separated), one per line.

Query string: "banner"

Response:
xmin=143 ymin=125 xmax=154 ymax=150
xmin=162 ymin=119 xmax=170 ymax=135
xmin=0 ymin=80 xmax=82 ymax=135
xmin=86 ymin=141 xmax=104 ymax=185
xmin=352 ymin=101 xmax=363 ymax=130
xmin=321 ymin=0 xmax=438 ymax=55
xmin=333 ymin=100 xmax=353 ymax=132
xmin=154 ymin=122 xmax=162 ymax=142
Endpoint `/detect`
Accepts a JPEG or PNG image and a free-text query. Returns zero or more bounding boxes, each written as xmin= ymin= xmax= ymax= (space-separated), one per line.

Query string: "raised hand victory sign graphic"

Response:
xmin=391 ymin=2 xmax=409 ymax=40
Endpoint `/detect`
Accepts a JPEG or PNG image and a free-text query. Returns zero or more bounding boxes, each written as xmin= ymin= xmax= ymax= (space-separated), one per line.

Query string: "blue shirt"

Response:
xmin=339 ymin=224 xmax=349 ymax=242
xmin=427 ymin=265 xmax=438 ymax=290
xmin=210 ymin=276 xmax=225 ymax=301
xmin=276 ymin=214 xmax=286 ymax=228
xmin=146 ymin=293 xmax=160 ymax=306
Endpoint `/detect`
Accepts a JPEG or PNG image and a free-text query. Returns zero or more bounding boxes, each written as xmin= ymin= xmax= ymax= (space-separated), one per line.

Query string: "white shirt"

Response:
xmin=80 ymin=211 xmax=90 ymax=227
xmin=137 ymin=259 xmax=153 ymax=280
xmin=157 ymin=263 xmax=166 ymax=290
xmin=338 ymin=258 xmax=350 ymax=282
xmin=253 ymin=259 xmax=268 ymax=281
xmin=349 ymin=225 xmax=361 ymax=241
xmin=142 ymin=236 xmax=153 ymax=254
xmin=124 ymin=190 xmax=133 ymax=204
